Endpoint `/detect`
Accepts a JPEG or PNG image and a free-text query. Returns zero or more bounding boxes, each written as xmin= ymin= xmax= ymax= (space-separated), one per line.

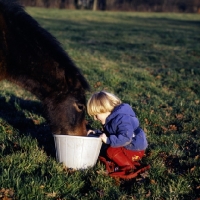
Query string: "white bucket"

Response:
xmin=53 ymin=135 xmax=102 ymax=169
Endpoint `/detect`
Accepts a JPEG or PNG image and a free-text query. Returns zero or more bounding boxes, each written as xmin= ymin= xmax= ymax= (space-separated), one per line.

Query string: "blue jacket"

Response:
xmin=95 ymin=103 xmax=148 ymax=151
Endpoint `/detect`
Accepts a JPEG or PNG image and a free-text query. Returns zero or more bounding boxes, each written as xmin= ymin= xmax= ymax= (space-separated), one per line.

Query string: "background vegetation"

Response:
xmin=19 ymin=0 xmax=200 ymax=12
xmin=0 ymin=7 xmax=200 ymax=199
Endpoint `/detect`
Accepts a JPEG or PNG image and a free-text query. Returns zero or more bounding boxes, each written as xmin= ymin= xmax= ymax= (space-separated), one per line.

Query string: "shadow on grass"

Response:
xmin=0 ymin=94 xmax=56 ymax=157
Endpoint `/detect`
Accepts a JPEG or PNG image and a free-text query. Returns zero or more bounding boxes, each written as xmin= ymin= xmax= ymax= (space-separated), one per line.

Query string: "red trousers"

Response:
xmin=106 ymin=146 xmax=145 ymax=168
xmin=99 ymin=146 xmax=150 ymax=179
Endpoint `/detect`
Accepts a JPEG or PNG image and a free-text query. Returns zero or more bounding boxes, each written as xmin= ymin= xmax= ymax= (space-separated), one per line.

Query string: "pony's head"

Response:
xmin=44 ymin=88 xmax=88 ymax=136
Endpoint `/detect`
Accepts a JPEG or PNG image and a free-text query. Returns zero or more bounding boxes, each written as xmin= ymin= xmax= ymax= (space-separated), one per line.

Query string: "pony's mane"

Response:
xmin=0 ymin=0 xmax=90 ymax=91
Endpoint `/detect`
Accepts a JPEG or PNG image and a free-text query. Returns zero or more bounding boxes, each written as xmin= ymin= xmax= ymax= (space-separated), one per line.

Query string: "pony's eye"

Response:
xmin=78 ymin=104 xmax=84 ymax=111
xmin=73 ymin=103 xmax=85 ymax=112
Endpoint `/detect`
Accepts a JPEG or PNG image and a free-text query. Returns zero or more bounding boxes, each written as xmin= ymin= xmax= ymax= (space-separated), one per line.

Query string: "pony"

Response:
xmin=0 ymin=0 xmax=90 ymax=136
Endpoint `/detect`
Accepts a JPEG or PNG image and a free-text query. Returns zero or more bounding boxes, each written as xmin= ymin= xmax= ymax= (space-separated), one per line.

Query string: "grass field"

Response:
xmin=0 ymin=7 xmax=200 ymax=199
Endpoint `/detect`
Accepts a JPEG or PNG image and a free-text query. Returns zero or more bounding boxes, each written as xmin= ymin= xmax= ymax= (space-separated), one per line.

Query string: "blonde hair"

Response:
xmin=87 ymin=91 xmax=122 ymax=116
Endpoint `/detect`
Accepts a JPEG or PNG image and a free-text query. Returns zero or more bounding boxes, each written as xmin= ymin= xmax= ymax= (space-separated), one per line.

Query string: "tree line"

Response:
xmin=19 ymin=0 xmax=200 ymax=13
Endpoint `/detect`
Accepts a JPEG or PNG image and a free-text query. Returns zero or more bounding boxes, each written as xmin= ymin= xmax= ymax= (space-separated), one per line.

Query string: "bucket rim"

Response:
xmin=53 ymin=134 xmax=102 ymax=141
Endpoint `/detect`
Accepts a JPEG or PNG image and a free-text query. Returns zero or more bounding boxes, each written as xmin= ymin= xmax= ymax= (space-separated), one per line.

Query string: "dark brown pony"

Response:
xmin=0 ymin=0 xmax=90 ymax=136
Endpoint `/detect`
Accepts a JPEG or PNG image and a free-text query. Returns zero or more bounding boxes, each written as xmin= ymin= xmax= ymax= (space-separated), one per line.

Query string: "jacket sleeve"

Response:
xmin=106 ymin=114 xmax=139 ymax=147
xmin=94 ymin=129 xmax=103 ymax=136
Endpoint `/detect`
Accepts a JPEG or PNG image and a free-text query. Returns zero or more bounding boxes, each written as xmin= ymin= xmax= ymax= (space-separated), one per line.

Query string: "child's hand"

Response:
xmin=87 ymin=130 xmax=95 ymax=135
xmin=100 ymin=133 xmax=107 ymax=143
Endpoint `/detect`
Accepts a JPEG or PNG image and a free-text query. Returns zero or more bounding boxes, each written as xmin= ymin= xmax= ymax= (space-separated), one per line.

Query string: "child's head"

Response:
xmin=87 ymin=91 xmax=122 ymax=116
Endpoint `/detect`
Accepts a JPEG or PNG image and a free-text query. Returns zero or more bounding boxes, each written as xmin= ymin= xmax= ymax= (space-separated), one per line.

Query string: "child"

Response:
xmin=87 ymin=91 xmax=148 ymax=177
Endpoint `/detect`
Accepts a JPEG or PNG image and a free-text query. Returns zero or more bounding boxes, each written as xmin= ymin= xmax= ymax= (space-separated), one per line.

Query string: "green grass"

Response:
xmin=0 ymin=8 xmax=200 ymax=199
